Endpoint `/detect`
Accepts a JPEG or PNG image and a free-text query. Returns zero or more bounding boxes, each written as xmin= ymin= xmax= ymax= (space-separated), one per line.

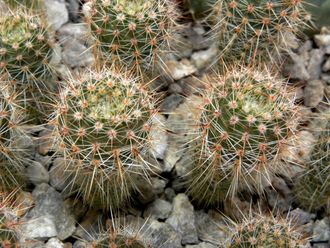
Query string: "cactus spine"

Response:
xmin=187 ymin=67 xmax=300 ymax=206
xmin=52 ymin=69 xmax=158 ymax=210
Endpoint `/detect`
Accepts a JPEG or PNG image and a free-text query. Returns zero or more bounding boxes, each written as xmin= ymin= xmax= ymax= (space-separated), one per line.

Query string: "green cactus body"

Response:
xmin=187 ymin=67 xmax=299 ymax=206
xmin=293 ymin=123 xmax=330 ymax=212
xmin=53 ymin=69 xmax=157 ymax=210
xmin=0 ymin=89 xmax=25 ymax=192
xmin=215 ymin=0 xmax=309 ymax=63
xmin=88 ymin=0 xmax=178 ymax=74
xmin=228 ymin=214 xmax=308 ymax=247
xmin=3 ymin=0 xmax=43 ymax=10
xmin=0 ymin=10 xmax=53 ymax=86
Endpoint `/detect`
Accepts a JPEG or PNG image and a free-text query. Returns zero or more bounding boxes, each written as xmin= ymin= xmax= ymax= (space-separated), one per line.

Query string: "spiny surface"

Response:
xmin=187 ymin=67 xmax=300 ymax=206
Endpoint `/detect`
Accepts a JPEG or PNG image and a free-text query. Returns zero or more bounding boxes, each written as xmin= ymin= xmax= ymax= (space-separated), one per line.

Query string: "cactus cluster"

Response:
xmin=87 ymin=0 xmax=178 ymax=75
xmin=52 ymin=69 xmax=158 ymax=210
xmin=186 ymin=67 xmax=300 ymax=206
xmin=183 ymin=0 xmax=217 ymax=20
xmin=293 ymin=122 xmax=330 ymax=212
xmin=213 ymin=0 xmax=310 ymax=63
xmin=227 ymin=213 xmax=308 ymax=247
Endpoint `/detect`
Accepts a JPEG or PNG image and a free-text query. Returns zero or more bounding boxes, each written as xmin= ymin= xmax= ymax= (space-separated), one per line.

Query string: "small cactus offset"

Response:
xmin=293 ymin=122 xmax=330 ymax=212
xmin=51 ymin=68 xmax=158 ymax=210
xmin=0 ymin=8 xmax=54 ymax=87
xmin=186 ymin=66 xmax=300 ymax=206
xmin=214 ymin=0 xmax=310 ymax=63
xmin=87 ymin=0 xmax=179 ymax=75
xmin=227 ymin=213 xmax=309 ymax=247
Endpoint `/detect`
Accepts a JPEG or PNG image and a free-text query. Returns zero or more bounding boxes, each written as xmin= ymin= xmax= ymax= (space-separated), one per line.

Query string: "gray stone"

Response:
xmin=49 ymin=157 xmax=72 ymax=192
xmin=144 ymin=219 xmax=182 ymax=248
xmin=323 ymin=58 xmax=330 ymax=72
xmin=191 ymin=44 xmax=218 ymax=70
xmin=45 ymin=238 xmax=65 ymax=248
xmin=186 ymin=243 xmax=217 ymax=248
xmin=26 ymin=161 xmax=49 ymax=185
xmin=288 ymin=208 xmax=315 ymax=226
xmin=164 ymin=188 xmax=176 ymax=202
xmin=160 ymin=94 xmax=184 ymax=113
xmin=25 ymin=184 xmax=76 ymax=240
xmin=151 ymin=177 xmax=167 ymax=195
xmin=66 ymin=0 xmax=82 ymax=23
xmin=304 ymin=80 xmax=325 ymax=107
xmin=165 ymin=59 xmax=197 ymax=81
xmin=44 ymin=0 xmax=69 ymax=31
xmin=144 ymin=199 xmax=172 ymax=220
xmin=313 ymin=218 xmax=330 ymax=248
xmin=62 ymin=41 xmax=94 ymax=68
xmin=284 ymin=52 xmax=310 ymax=80
xmin=34 ymin=154 xmax=52 ymax=170
xmin=166 ymin=194 xmax=198 ymax=245
xmin=314 ymin=34 xmax=330 ymax=54
xmin=37 ymin=128 xmax=55 ymax=155
xmin=58 ymin=23 xmax=90 ymax=45
xmin=195 ymin=211 xmax=227 ymax=246
xmin=21 ymin=215 xmax=57 ymax=240
xmin=73 ymin=241 xmax=92 ymax=248
xmin=149 ymin=114 xmax=168 ymax=161
xmin=307 ymin=49 xmax=325 ymax=80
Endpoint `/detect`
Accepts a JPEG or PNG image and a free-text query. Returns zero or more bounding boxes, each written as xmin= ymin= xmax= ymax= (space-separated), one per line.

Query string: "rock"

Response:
xmin=323 ymin=58 xmax=330 ymax=72
xmin=304 ymin=80 xmax=325 ymax=107
xmin=34 ymin=154 xmax=52 ymax=170
xmin=313 ymin=218 xmax=330 ymax=248
xmin=179 ymin=75 xmax=207 ymax=96
xmin=321 ymin=73 xmax=330 ymax=84
xmin=265 ymin=177 xmax=292 ymax=213
xmin=73 ymin=241 xmax=91 ymax=248
xmin=62 ymin=42 xmax=94 ymax=68
xmin=44 ymin=0 xmax=69 ymax=31
xmin=314 ymin=34 xmax=330 ymax=54
xmin=151 ymin=177 xmax=167 ymax=195
xmin=49 ymin=157 xmax=73 ymax=192
xmin=308 ymin=49 xmax=325 ymax=80
xmin=160 ymin=94 xmax=184 ymax=113
xmin=11 ymin=133 xmax=35 ymax=160
xmin=66 ymin=0 xmax=82 ymax=23
xmin=164 ymin=187 xmax=176 ymax=202
xmin=149 ymin=114 xmax=168 ymax=161
xmin=195 ymin=211 xmax=227 ymax=246
xmin=186 ymin=243 xmax=217 ymax=248
xmin=284 ymin=52 xmax=310 ymax=80
xmin=21 ymin=215 xmax=58 ymax=240
xmin=15 ymin=191 xmax=34 ymax=217
xmin=144 ymin=199 xmax=172 ymax=220
xmin=26 ymin=161 xmax=49 ymax=186
xmin=144 ymin=219 xmax=182 ymax=248
xmin=45 ymin=238 xmax=65 ymax=248
xmin=288 ymin=208 xmax=315 ymax=226
xmin=25 ymin=184 xmax=76 ymax=240
xmin=165 ymin=59 xmax=197 ymax=81
xmin=166 ymin=194 xmax=198 ymax=245
xmin=169 ymin=83 xmax=184 ymax=94
xmin=37 ymin=128 xmax=55 ymax=155
xmin=58 ymin=23 xmax=90 ymax=45
xmin=191 ymin=44 xmax=218 ymax=70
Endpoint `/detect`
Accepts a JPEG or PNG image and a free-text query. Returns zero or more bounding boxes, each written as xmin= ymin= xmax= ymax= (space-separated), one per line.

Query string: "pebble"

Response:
xmin=166 ymin=194 xmax=198 ymax=245
xmin=191 ymin=44 xmax=218 ymax=70
xmin=304 ymin=80 xmax=325 ymax=107
xmin=165 ymin=59 xmax=197 ymax=81
xmin=307 ymin=49 xmax=325 ymax=80
xmin=44 ymin=0 xmax=69 ymax=31
xmin=45 ymin=238 xmax=65 ymax=248
xmin=323 ymin=57 xmax=330 ymax=72
xmin=314 ymin=34 xmax=330 ymax=54
xmin=313 ymin=218 xmax=330 ymax=248
xmin=144 ymin=198 xmax=173 ymax=220
xmin=26 ymin=161 xmax=50 ymax=186
xmin=21 ymin=215 xmax=58 ymax=240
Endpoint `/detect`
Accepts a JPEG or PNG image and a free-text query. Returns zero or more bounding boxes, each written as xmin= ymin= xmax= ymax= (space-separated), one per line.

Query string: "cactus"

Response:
xmin=0 ymin=88 xmax=26 ymax=192
xmin=51 ymin=68 xmax=158 ymax=210
xmin=86 ymin=0 xmax=179 ymax=75
xmin=227 ymin=213 xmax=309 ymax=247
xmin=214 ymin=0 xmax=310 ymax=63
xmin=0 ymin=8 xmax=54 ymax=87
xmin=3 ymin=0 xmax=43 ymax=10
xmin=186 ymin=66 xmax=300 ymax=207
xmin=293 ymin=122 xmax=330 ymax=212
